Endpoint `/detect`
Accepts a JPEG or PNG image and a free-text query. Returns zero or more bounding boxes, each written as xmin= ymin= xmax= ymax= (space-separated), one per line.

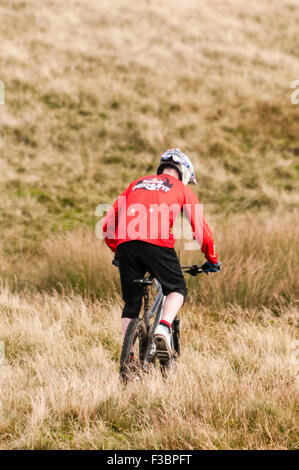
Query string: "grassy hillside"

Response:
xmin=0 ymin=0 xmax=298 ymax=449
xmin=0 ymin=0 xmax=298 ymax=258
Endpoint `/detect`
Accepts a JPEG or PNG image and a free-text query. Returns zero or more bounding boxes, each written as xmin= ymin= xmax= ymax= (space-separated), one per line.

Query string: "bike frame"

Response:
xmin=137 ymin=265 xmax=205 ymax=332
xmin=137 ymin=276 xmax=166 ymax=364
xmin=139 ymin=277 xmax=183 ymax=366
xmin=120 ymin=263 xmax=205 ymax=374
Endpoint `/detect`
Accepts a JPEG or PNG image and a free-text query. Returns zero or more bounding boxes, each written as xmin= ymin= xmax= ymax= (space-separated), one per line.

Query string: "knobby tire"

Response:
xmin=119 ymin=318 xmax=148 ymax=384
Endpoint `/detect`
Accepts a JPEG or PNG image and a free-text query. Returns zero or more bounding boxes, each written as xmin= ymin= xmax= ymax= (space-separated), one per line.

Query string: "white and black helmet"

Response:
xmin=157 ymin=149 xmax=197 ymax=185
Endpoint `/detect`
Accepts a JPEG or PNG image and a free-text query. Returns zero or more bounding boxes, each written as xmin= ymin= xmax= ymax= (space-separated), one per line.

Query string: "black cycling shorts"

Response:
xmin=116 ymin=241 xmax=187 ymax=319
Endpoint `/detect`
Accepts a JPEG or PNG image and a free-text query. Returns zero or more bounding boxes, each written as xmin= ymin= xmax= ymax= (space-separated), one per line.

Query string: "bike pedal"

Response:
xmin=156 ymin=351 xmax=171 ymax=360
xmin=154 ymin=335 xmax=172 ymax=360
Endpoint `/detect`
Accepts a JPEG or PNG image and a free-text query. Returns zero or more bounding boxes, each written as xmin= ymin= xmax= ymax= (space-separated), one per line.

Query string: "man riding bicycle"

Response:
xmin=102 ymin=149 xmax=221 ymax=361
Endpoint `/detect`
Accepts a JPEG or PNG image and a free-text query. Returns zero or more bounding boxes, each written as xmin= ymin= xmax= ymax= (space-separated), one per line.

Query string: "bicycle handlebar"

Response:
xmin=181 ymin=264 xmax=208 ymax=276
xmin=113 ymin=255 xmax=209 ymax=277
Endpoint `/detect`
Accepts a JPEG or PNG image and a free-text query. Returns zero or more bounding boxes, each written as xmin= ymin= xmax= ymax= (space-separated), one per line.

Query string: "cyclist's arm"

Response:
xmin=102 ymin=185 xmax=131 ymax=252
xmin=183 ymin=186 xmax=218 ymax=264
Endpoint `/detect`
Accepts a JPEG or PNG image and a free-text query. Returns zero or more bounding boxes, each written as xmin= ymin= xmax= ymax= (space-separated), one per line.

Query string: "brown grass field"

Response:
xmin=0 ymin=0 xmax=298 ymax=449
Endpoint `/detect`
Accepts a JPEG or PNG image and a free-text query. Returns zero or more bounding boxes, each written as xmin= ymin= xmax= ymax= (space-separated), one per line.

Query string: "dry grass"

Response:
xmin=0 ymin=286 xmax=297 ymax=450
xmin=0 ymin=210 xmax=298 ymax=449
xmin=1 ymin=210 xmax=298 ymax=313
xmin=0 ymin=0 xmax=298 ymax=449
xmin=0 ymin=0 xmax=298 ymax=255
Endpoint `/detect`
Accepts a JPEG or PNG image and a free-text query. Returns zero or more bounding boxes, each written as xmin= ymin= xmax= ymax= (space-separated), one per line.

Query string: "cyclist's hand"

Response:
xmin=112 ymin=253 xmax=119 ymax=267
xmin=202 ymin=261 xmax=221 ymax=273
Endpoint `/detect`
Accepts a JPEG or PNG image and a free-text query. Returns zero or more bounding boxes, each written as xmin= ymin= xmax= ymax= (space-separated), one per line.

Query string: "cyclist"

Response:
xmin=102 ymin=149 xmax=221 ymax=361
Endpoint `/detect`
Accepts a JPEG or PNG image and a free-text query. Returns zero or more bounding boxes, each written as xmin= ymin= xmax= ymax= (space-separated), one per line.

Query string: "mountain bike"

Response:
xmin=119 ymin=264 xmax=207 ymax=383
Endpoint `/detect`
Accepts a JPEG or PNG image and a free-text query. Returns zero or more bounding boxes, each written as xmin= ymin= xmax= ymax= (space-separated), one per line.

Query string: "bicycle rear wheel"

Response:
xmin=119 ymin=318 xmax=148 ymax=384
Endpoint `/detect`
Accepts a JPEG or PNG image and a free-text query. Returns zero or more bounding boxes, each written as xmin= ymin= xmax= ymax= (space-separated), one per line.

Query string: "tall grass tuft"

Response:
xmin=3 ymin=210 xmax=297 ymax=313
xmin=183 ymin=210 xmax=299 ymax=312
xmin=37 ymin=230 xmax=121 ymax=300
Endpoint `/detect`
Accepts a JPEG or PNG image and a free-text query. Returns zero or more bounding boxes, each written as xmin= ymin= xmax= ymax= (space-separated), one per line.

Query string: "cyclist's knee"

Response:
xmin=174 ymin=288 xmax=188 ymax=305
xmin=121 ymin=299 xmax=142 ymax=319
xmin=177 ymin=287 xmax=188 ymax=300
xmin=164 ymin=287 xmax=188 ymax=302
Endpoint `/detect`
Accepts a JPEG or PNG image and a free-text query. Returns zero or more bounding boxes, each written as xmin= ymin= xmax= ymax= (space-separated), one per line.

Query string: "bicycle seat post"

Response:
xmin=133 ymin=276 xmax=153 ymax=331
xmin=143 ymin=284 xmax=151 ymax=331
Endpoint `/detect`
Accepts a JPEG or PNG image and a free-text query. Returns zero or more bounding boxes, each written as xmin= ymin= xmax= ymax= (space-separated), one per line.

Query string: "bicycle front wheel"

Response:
xmin=119 ymin=318 xmax=148 ymax=383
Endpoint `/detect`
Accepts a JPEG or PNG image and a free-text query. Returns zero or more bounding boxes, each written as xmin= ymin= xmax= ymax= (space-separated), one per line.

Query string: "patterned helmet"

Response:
xmin=157 ymin=149 xmax=197 ymax=185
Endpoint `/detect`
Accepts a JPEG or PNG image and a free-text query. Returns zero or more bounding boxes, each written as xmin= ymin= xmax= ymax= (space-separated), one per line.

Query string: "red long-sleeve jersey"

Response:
xmin=102 ymin=174 xmax=218 ymax=264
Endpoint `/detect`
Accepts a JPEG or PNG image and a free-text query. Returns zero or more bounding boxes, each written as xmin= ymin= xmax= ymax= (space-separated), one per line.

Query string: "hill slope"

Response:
xmin=0 ymin=0 xmax=298 ymax=450
xmin=0 ymin=0 xmax=298 ymax=257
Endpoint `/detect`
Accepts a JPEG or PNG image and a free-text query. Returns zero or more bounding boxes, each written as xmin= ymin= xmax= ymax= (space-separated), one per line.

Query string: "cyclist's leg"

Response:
xmin=141 ymin=243 xmax=187 ymax=356
xmin=142 ymin=243 xmax=187 ymax=316
xmin=121 ymin=301 xmax=142 ymax=338
xmin=153 ymin=292 xmax=184 ymax=359
xmin=117 ymin=242 xmax=146 ymax=337
xmin=161 ymin=292 xmax=184 ymax=325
